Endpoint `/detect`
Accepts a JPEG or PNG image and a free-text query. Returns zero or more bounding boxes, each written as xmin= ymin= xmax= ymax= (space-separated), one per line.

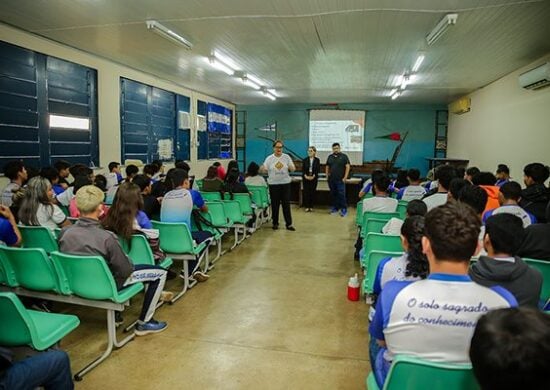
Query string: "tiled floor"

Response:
xmin=60 ymin=206 xmax=369 ymax=389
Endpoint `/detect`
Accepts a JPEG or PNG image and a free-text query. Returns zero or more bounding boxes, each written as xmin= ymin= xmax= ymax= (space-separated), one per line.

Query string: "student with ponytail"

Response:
xmin=372 ymin=215 xmax=429 ymax=296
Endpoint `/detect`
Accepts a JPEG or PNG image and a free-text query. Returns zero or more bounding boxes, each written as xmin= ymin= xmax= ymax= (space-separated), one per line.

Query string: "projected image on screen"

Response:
xmin=309 ymin=110 xmax=365 ymax=165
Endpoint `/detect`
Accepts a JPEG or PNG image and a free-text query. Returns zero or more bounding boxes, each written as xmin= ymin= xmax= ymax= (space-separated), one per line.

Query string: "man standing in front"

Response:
xmin=325 ymin=143 xmax=351 ymax=217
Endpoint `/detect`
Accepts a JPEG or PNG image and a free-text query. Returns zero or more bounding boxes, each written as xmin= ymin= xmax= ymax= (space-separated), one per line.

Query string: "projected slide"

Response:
xmin=309 ymin=110 xmax=365 ymax=165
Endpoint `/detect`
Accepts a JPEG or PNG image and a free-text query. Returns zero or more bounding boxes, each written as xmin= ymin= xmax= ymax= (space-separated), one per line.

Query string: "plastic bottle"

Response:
xmin=347 ymin=273 xmax=360 ymax=301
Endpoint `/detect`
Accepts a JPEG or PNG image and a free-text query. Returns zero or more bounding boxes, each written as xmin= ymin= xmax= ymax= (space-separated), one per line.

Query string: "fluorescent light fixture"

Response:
xmin=242 ymin=76 xmax=261 ymax=90
xmin=261 ymin=87 xmax=277 ymax=100
xmin=267 ymin=88 xmax=278 ymax=97
xmin=395 ymin=75 xmax=404 ymax=87
xmin=212 ymin=51 xmax=240 ymax=71
xmin=389 ymin=88 xmax=398 ymax=96
xmin=412 ymin=54 xmax=425 ymax=72
xmin=49 ymin=114 xmax=90 ymax=130
xmin=426 ymin=13 xmax=458 ymax=46
xmin=400 ymin=75 xmax=409 ymax=90
xmin=206 ymin=56 xmax=234 ymax=75
xmin=247 ymin=74 xmax=264 ymax=86
xmin=146 ymin=20 xmax=193 ymax=50
xmin=391 ymin=91 xmax=400 ymax=100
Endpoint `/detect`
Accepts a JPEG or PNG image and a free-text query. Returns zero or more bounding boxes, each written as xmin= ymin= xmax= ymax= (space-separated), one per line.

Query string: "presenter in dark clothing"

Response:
xmin=302 ymin=146 xmax=320 ymax=212
xmin=326 ymin=143 xmax=351 ymax=217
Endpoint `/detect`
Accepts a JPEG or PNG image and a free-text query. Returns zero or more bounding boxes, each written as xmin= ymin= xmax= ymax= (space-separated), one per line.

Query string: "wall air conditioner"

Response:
xmin=519 ymin=62 xmax=550 ymax=90
xmin=177 ymin=111 xmax=190 ymax=129
xmin=449 ymin=97 xmax=471 ymax=115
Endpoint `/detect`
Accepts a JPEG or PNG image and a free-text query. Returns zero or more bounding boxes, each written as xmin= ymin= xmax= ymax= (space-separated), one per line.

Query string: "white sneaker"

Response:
xmin=193 ymin=271 xmax=210 ymax=282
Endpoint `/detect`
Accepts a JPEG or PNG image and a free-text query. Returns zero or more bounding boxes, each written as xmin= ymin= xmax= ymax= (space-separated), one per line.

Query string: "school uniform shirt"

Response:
xmin=263 ymin=153 xmax=295 ymax=185
xmin=482 ymin=205 xmax=537 ymax=227
xmin=495 ymin=179 xmax=509 ymax=187
xmin=106 ymin=172 xmax=119 ymax=190
xmin=373 ymin=254 xmax=423 ymax=296
xmin=363 ymin=196 xmax=398 ymax=213
xmin=369 ymin=274 xmax=517 ymax=384
xmin=382 ymin=218 xmax=404 ymax=235
xmin=422 ymin=192 xmax=448 ymax=211
xmin=160 ymin=188 xmax=204 ymax=229
xmin=56 ymin=187 xmax=74 ymax=207
xmin=361 ymin=179 xmax=373 ymax=195
xmin=52 ymin=184 xmax=65 ymax=195
xmin=35 ymin=203 xmax=67 ymax=230
xmin=0 ymin=217 xmax=18 ymax=246
xmin=397 ymin=185 xmax=427 ymax=201
xmin=244 ymin=175 xmax=268 ymax=187
xmin=135 ymin=210 xmax=153 ymax=229
xmin=0 ymin=182 xmax=20 ymax=207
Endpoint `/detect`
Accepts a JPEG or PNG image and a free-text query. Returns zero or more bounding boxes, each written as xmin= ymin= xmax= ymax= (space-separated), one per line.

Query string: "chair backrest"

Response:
xmin=356 ymin=201 xmax=364 ymax=226
xmin=222 ymin=200 xmax=245 ymax=224
xmin=363 ymin=218 xmax=388 ymax=236
xmin=364 ymin=233 xmax=403 ymax=257
xmin=249 ymin=188 xmax=263 ymax=207
xmin=524 ymin=258 xmax=550 ymax=305
xmin=231 ymin=193 xmax=254 ymax=215
xmin=384 ymin=355 xmax=479 ymax=390
xmin=247 ymin=185 xmax=269 ymax=206
xmin=396 ymin=203 xmax=408 ymax=219
xmin=362 ymin=211 xmax=400 ymax=226
xmin=365 ymin=250 xmax=404 ymax=294
xmin=50 ymin=251 xmax=120 ymax=300
xmin=0 ymin=246 xmax=61 ymax=292
xmin=119 ymin=235 xmax=155 ymax=266
xmin=19 ymin=225 xmax=59 ymax=253
xmin=151 ymin=221 xmax=196 ymax=254
xmin=195 ymin=179 xmax=203 ymax=190
xmin=206 ymin=201 xmax=230 ymax=227
xmin=0 ymin=292 xmax=34 ymax=347
xmin=201 ymin=191 xmax=222 ymax=202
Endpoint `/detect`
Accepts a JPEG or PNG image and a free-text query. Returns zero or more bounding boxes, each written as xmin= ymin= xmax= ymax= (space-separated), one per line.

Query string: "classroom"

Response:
xmin=0 ymin=1 xmax=549 ymax=389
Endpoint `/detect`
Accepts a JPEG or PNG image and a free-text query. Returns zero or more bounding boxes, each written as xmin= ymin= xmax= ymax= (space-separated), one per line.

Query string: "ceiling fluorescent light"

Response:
xmin=212 ymin=51 xmax=240 ymax=72
xmin=389 ymin=88 xmax=398 ymax=96
xmin=412 ymin=54 xmax=425 ymax=72
xmin=207 ymin=56 xmax=234 ymax=75
xmin=146 ymin=20 xmax=193 ymax=50
xmin=400 ymin=75 xmax=409 ymax=90
xmin=261 ymin=87 xmax=277 ymax=100
xmin=242 ymin=76 xmax=261 ymax=90
xmin=267 ymin=89 xmax=278 ymax=97
xmin=426 ymin=13 xmax=458 ymax=46
xmin=391 ymin=91 xmax=400 ymax=100
xmin=247 ymin=74 xmax=264 ymax=86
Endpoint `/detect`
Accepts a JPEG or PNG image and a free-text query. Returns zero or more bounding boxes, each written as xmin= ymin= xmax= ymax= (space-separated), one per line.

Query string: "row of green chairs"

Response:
xmin=523 ymin=258 xmax=550 ymax=311
xmin=0 ymin=246 xmax=144 ymax=380
xmin=355 ymin=200 xmax=408 ymax=228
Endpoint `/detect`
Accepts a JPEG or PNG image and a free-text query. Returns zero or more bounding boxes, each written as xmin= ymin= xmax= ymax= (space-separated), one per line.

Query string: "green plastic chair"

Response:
xmin=198 ymin=209 xmax=224 ymax=266
xmin=361 ymin=233 xmax=403 ymax=267
xmin=0 ymin=292 xmax=80 ymax=351
xmin=206 ymin=201 xmax=238 ymax=250
xmin=0 ymin=246 xmax=62 ymax=292
xmin=201 ymin=191 xmax=223 ymax=202
xmin=118 ymin=235 xmax=173 ymax=270
xmin=225 ymin=193 xmax=254 ymax=216
xmin=396 ymin=202 xmax=408 ymax=219
xmin=195 ymin=179 xmax=203 ymax=191
xmin=221 ymin=200 xmax=250 ymax=247
xmin=524 ymin=258 xmax=550 ymax=310
xmin=356 ymin=201 xmax=364 ymax=227
xmin=362 ymin=218 xmax=388 ymax=238
xmin=50 ymin=251 xmax=144 ymax=301
xmin=19 ymin=225 xmax=59 ymax=253
xmin=58 ymin=204 xmax=70 ymax=217
xmin=366 ymin=354 xmax=479 ymax=390
xmin=152 ymin=221 xmax=210 ymax=302
xmin=361 ymin=212 xmax=400 ymax=235
xmin=362 ymin=250 xmax=404 ymax=295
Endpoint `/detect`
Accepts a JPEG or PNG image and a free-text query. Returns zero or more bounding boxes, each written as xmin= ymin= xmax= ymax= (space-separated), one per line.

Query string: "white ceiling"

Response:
xmin=1 ymin=0 xmax=549 ymax=105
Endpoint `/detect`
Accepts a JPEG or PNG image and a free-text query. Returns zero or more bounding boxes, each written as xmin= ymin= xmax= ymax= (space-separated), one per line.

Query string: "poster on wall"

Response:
xmin=207 ymin=103 xmax=232 ymax=134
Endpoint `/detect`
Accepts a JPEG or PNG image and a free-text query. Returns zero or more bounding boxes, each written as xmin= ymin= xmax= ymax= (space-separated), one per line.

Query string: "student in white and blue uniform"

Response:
xmin=495 ymin=164 xmax=510 ymax=187
xmin=358 ymin=169 xmax=384 ymax=199
xmin=396 ymin=169 xmax=427 ymax=201
xmin=369 ymin=203 xmax=517 ymax=388
xmin=482 ymin=182 xmax=536 ymax=228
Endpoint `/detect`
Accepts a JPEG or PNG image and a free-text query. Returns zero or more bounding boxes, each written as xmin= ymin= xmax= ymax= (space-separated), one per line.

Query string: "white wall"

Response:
xmin=0 ymin=23 xmax=236 ymax=184
xmin=447 ymin=53 xmax=550 ymax=182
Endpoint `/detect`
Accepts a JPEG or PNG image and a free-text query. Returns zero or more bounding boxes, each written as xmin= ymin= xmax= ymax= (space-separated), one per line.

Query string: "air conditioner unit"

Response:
xmin=519 ymin=62 xmax=550 ymax=90
xmin=449 ymin=97 xmax=471 ymax=115
xmin=177 ymin=111 xmax=190 ymax=129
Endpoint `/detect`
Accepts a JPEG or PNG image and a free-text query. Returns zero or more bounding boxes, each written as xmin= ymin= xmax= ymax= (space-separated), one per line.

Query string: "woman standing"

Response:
xmin=302 ymin=146 xmax=320 ymax=212
xmin=261 ymin=140 xmax=296 ymax=231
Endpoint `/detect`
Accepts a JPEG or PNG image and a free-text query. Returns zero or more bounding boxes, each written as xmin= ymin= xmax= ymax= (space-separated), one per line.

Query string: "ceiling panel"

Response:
xmin=1 ymin=0 xmax=549 ymax=105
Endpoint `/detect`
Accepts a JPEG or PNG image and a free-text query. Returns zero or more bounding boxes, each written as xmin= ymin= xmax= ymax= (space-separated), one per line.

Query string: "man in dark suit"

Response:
xmin=302 ymin=146 xmax=321 ymax=212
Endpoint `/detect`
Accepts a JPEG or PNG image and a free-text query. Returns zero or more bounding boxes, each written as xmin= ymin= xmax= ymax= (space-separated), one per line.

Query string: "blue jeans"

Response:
xmin=0 ymin=350 xmax=73 ymax=390
xmin=328 ymin=179 xmax=347 ymax=210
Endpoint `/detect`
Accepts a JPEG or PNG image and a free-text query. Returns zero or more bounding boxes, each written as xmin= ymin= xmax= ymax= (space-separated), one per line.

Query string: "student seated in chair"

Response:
xmin=362 ymin=175 xmax=398 ymax=213
xmin=422 ymin=165 xmax=456 ymax=211
xmin=520 ymin=162 xmax=550 ymax=223
xmin=396 ymin=168 xmax=426 ymax=201
xmin=483 ymin=181 xmax=537 ymax=227
xmin=472 ymin=172 xmax=500 ymax=214
xmin=133 ymin=174 xmax=161 ymax=220
xmin=0 ymin=205 xmax=21 ymax=247
xmin=469 ymin=213 xmax=542 ymax=307
xmin=369 ymin=202 xmax=517 ymax=388
xmin=518 ymin=203 xmax=550 ymax=261
xmin=58 ymin=185 xmax=169 ymax=336
xmin=495 ymin=164 xmax=510 ymax=187
xmin=358 ymin=169 xmax=383 ymax=199
xmin=0 ymin=348 xmax=74 ymax=390
xmin=469 ymin=307 xmax=550 ymax=390
xmin=201 ymin=165 xmax=224 ymax=193
xmin=382 ymin=199 xmax=427 ymax=235
xmin=160 ymin=168 xmax=210 ymax=282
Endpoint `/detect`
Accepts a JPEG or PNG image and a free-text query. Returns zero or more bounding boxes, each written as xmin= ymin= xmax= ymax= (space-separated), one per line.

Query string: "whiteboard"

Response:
xmin=309 ymin=110 xmax=365 ymax=165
